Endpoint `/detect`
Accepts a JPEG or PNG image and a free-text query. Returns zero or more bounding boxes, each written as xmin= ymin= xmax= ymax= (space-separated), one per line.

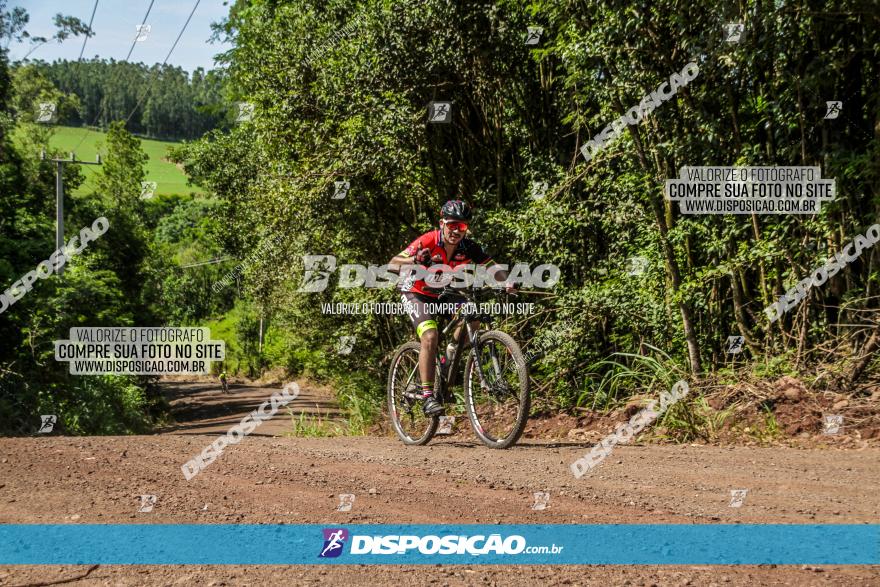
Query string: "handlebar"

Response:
xmin=436 ymin=284 xmax=517 ymax=302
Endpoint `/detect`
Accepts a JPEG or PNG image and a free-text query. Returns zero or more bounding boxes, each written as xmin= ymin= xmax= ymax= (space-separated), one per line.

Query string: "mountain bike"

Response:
xmin=386 ymin=287 xmax=530 ymax=448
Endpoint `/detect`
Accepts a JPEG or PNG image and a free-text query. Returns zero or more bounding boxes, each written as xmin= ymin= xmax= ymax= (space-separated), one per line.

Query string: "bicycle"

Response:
xmin=386 ymin=287 xmax=530 ymax=449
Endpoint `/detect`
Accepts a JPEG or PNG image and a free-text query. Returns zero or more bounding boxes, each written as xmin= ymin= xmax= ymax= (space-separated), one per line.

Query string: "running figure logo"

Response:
xmin=140 ymin=181 xmax=157 ymax=200
xmin=298 ymin=255 xmax=336 ymax=292
xmin=531 ymin=492 xmax=550 ymax=510
xmin=38 ymin=415 xmax=57 ymax=433
xmin=530 ymin=181 xmax=548 ymax=201
xmin=823 ymin=414 xmax=843 ymax=435
xmin=427 ymin=101 xmax=452 ymax=123
xmin=724 ymin=23 xmax=744 ymax=43
xmin=626 ymin=256 xmax=648 ymax=276
xmin=135 ymin=24 xmax=151 ymax=42
xmin=824 ymin=101 xmax=842 ymax=119
xmin=337 ymin=335 xmax=356 ymax=355
xmin=337 ymin=494 xmax=355 ymax=512
xmin=726 ymin=335 xmax=745 ymax=354
xmin=319 ymin=528 xmax=349 ymax=558
xmin=236 ymin=102 xmax=254 ymax=123
xmin=138 ymin=494 xmax=157 ymax=513
xmin=524 ymin=26 xmax=543 ymax=46
xmin=437 ymin=416 xmax=455 ymax=435
xmin=36 ymin=102 xmax=56 ymax=123
xmin=332 ymin=180 xmax=350 ymax=200
xmin=729 ymin=489 xmax=748 ymax=508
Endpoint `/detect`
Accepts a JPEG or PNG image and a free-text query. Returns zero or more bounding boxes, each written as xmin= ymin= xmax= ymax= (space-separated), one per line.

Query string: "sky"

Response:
xmin=7 ymin=0 xmax=233 ymax=72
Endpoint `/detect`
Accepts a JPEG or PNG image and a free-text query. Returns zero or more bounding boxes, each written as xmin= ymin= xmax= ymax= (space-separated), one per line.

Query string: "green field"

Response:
xmin=48 ymin=126 xmax=204 ymax=196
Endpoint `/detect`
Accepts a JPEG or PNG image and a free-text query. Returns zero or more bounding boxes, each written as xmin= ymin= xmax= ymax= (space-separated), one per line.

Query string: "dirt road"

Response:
xmin=155 ymin=379 xmax=344 ymax=437
xmin=0 ymin=381 xmax=878 ymax=585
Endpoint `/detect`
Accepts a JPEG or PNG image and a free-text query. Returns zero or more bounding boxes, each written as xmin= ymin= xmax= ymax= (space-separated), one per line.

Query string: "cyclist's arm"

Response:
xmin=485 ymin=263 xmax=515 ymax=291
xmin=388 ymin=233 xmax=430 ymax=272
xmin=495 ymin=267 xmax=511 ymax=286
xmin=468 ymin=241 xmax=514 ymax=290
xmin=387 ymin=253 xmax=413 ymax=273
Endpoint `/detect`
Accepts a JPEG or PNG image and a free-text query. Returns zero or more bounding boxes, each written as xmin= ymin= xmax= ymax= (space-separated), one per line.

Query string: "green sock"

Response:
xmin=420 ymin=381 xmax=433 ymax=398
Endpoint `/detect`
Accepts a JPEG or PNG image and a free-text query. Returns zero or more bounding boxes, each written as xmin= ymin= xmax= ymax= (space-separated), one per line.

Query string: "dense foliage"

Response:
xmin=172 ymin=0 xmax=879 ymax=414
xmin=0 ymin=6 xmax=173 ymax=434
xmin=16 ymin=59 xmax=228 ymax=140
xmin=2 ymin=1 xmax=878 ymax=436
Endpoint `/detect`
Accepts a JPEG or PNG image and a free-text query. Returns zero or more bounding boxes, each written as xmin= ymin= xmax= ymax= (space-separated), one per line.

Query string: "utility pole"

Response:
xmin=40 ymin=151 xmax=102 ymax=274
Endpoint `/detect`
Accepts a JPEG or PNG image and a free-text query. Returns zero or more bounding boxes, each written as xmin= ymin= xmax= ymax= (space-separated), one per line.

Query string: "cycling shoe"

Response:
xmin=421 ymin=395 xmax=445 ymax=417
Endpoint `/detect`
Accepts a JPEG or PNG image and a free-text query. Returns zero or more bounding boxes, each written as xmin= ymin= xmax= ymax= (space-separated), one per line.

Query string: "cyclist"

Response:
xmin=388 ymin=199 xmax=514 ymax=417
xmin=219 ymin=370 xmax=229 ymax=394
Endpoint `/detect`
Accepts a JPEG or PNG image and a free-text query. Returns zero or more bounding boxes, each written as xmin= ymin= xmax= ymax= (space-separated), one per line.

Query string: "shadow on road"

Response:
xmin=157 ymin=380 xmax=344 ymax=437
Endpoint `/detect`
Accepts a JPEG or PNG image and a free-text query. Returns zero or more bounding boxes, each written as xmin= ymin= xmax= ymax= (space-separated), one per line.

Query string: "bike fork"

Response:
xmin=466 ymin=325 xmax=494 ymax=391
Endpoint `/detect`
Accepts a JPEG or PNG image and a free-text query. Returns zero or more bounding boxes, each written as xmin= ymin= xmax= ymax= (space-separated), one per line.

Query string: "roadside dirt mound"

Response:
xmin=405 ymin=376 xmax=880 ymax=449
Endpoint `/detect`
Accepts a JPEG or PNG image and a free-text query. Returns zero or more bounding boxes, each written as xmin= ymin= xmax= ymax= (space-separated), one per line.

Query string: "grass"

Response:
xmin=578 ymin=344 xmax=686 ymax=412
xmin=48 ymin=126 xmax=203 ymax=197
xmin=750 ymin=404 xmax=782 ymax=443
xmin=287 ymin=407 xmax=347 ymax=437
xmin=658 ymin=395 xmax=737 ymax=442
xmin=334 ymin=382 xmax=377 ymax=436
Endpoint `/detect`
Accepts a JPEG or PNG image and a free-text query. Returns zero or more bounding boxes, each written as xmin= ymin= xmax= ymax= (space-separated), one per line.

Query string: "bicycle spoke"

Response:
xmin=388 ymin=344 xmax=438 ymax=445
xmin=403 ymin=364 xmax=418 ymax=391
xmin=467 ymin=336 xmax=525 ymax=444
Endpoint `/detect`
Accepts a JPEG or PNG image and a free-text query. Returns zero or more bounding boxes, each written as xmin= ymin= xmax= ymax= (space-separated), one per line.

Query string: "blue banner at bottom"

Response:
xmin=0 ymin=524 xmax=876 ymax=565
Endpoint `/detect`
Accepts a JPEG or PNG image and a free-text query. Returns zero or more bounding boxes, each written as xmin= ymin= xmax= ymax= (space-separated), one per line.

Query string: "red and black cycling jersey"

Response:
xmin=398 ymin=229 xmax=493 ymax=297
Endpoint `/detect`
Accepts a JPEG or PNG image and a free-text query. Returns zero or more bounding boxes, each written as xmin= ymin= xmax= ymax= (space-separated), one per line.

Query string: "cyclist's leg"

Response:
xmin=402 ymin=292 xmax=438 ymax=391
xmin=402 ymin=292 xmax=443 ymax=415
xmin=418 ymin=326 xmax=439 ymax=391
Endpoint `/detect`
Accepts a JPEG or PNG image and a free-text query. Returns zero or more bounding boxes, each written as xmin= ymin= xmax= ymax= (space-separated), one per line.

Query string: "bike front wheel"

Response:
xmin=463 ymin=330 xmax=530 ymax=449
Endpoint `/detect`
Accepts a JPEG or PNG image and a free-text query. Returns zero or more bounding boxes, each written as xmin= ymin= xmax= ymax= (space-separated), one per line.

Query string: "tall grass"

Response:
xmin=577 ymin=344 xmax=686 ymax=412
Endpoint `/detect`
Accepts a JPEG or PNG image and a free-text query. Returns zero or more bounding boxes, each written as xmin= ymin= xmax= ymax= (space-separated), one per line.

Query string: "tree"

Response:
xmin=175 ymin=0 xmax=879 ymax=407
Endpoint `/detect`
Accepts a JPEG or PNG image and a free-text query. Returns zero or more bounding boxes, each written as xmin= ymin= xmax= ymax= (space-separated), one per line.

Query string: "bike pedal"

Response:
xmin=436 ymin=416 xmax=456 ymax=435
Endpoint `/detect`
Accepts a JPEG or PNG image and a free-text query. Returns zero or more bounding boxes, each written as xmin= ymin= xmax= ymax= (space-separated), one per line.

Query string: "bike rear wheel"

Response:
xmin=463 ymin=330 xmax=530 ymax=449
xmin=387 ymin=341 xmax=440 ymax=445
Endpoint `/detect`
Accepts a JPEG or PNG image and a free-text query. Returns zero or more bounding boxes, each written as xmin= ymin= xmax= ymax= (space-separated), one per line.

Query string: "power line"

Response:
xmin=124 ymin=0 xmax=202 ymax=125
xmin=180 ymin=257 xmax=234 ymax=269
xmin=72 ymin=0 xmax=158 ymax=152
xmin=76 ymin=0 xmax=100 ymax=61
xmin=125 ymin=0 xmax=156 ymax=62
xmin=21 ymin=0 xmax=100 ymax=61
xmin=22 ymin=41 xmax=46 ymax=60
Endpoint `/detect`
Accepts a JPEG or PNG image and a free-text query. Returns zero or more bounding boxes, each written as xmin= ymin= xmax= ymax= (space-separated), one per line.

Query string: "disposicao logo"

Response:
xmin=319 ymin=528 xmax=349 ymax=558
xmin=349 ymin=534 xmax=528 ymax=555
xmin=316 ymin=530 xmax=563 ymax=558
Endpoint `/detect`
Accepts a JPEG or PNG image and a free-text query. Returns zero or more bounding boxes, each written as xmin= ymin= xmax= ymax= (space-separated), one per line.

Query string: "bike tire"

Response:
xmin=387 ymin=341 xmax=440 ymax=446
xmin=463 ymin=330 xmax=530 ymax=449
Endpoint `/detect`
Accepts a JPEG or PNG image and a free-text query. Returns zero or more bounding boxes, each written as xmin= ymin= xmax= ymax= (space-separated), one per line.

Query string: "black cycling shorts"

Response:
xmin=400 ymin=291 xmax=467 ymax=337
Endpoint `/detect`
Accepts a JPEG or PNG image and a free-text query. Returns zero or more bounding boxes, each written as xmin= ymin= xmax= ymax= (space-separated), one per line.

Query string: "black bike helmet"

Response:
xmin=440 ymin=199 xmax=472 ymax=221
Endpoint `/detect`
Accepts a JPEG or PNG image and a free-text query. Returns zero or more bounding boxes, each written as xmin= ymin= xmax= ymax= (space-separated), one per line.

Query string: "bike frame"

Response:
xmin=435 ymin=291 xmax=504 ymax=404
xmin=399 ymin=288 xmax=509 ymax=406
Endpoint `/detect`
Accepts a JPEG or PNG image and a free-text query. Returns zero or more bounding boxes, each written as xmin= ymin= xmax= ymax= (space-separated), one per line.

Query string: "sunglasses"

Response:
xmin=442 ymin=220 xmax=469 ymax=232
